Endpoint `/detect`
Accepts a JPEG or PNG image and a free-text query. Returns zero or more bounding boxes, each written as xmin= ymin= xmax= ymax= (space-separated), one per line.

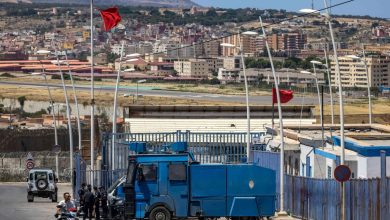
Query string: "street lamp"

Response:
xmin=259 ymin=16 xmax=287 ymax=215
xmin=301 ymin=69 xmax=325 ymax=148
xmin=126 ymin=53 xmax=141 ymax=58
xmin=61 ymin=56 xmax=83 ymax=153
xmin=53 ymin=48 xmax=74 ymax=193
xmin=123 ymin=68 xmax=135 ymax=72
xmin=136 ymin=79 xmax=147 ymax=103
xmin=35 ymin=51 xmax=59 ymax=178
xmin=300 ymin=3 xmax=346 ymax=219
xmin=346 ymin=53 xmax=372 ymax=125
xmin=37 ymin=49 xmax=51 ymax=55
xmin=311 ymin=59 xmax=335 ymax=125
xmin=323 ymin=47 xmax=335 ymax=125
xmin=298 ymin=8 xmax=320 ymax=14
xmin=220 ymin=31 xmax=257 ymax=162
xmin=31 ymin=72 xmax=60 ymax=177
xmin=112 ymin=42 xmax=125 ymax=171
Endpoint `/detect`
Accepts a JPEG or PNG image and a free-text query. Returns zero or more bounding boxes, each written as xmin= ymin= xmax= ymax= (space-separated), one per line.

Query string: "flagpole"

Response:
xmin=90 ymin=0 xmax=95 ymax=187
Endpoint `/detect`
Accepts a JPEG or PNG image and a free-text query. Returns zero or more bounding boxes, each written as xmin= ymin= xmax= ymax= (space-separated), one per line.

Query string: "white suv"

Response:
xmin=27 ymin=168 xmax=58 ymax=202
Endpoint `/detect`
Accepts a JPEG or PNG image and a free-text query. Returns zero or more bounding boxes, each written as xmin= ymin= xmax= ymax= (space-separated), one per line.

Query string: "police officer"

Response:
xmin=83 ymin=184 xmax=94 ymax=220
xmin=93 ymin=186 xmax=101 ymax=220
xmin=99 ymin=186 xmax=108 ymax=218
xmin=78 ymin=183 xmax=86 ymax=213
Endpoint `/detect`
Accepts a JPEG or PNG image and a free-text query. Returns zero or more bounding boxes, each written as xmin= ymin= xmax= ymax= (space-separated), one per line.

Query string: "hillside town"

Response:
xmin=0 ymin=5 xmax=389 ymax=87
xmin=0 ymin=1 xmax=390 ymax=220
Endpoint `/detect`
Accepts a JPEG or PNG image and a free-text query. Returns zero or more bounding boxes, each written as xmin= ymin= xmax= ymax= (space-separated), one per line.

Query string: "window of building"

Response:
xmin=168 ymin=164 xmax=187 ymax=181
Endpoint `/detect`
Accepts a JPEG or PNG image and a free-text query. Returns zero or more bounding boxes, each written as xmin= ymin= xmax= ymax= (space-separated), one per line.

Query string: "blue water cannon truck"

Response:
xmin=111 ymin=142 xmax=276 ymax=220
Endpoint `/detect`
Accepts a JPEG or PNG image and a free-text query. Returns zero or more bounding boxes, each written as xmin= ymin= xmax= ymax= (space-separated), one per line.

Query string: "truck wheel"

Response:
xmin=51 ymin=192 xmax=58 ymax=202
xmin=27 ymin=194 xmax=34 ymax=202
xmin=149 ymin=206 xmax=171 ymax=220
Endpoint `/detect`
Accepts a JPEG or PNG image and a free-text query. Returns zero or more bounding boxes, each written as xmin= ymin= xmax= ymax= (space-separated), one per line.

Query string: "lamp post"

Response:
xmin=259 ymin=16 xmax=287 ymax=215
xmin=302 ymin=69 xmax=325 ymax=148
xmin=31 ymin=57 xmax=59 ymax=177
xmin=111 ymin=42 xmax=125 ymax=171
xmin=323 ymin=47 xmax=335 ymax=125
xmin=62 ymin=55 xmax=83 ymax=153
xmin=51 ymin=54 xmax=74 ymax=193
xmin=33 ymin=74 xmax=58 ymax=174
xmin=300 ymin=4 xmax=346 ymax=219
xmin=136 ymin=79 xmax=147 ymax=103
xmin=220 ymin=30 xmax=257 ymax=162
xmin=35 ymin=51 xmax=58 ymax=147
xmin=346 ymin=53 xmax=372 ymax=125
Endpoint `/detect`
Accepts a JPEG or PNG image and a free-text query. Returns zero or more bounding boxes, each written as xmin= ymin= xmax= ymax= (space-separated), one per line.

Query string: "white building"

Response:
xmin=218 ymin=68 xmax=240 ymax=84
xmin=174 ymin=59 xmax=209 ymax=78
xmin=264 ymin=124 xmax=390 ymax=179
xmin=222 ymin=56 xmax=242 ymax=70
xmin=330 ymin=55 xmax=390 ymax=88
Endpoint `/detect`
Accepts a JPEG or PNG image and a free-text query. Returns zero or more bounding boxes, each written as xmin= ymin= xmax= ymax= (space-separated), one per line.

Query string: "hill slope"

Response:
xmin=27 ymin=0 xmax=199 ymax=7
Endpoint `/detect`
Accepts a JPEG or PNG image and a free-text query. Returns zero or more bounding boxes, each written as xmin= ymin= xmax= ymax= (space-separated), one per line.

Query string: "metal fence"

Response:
xmin=75 ymin=131 xmax=265 ymax=192
xmin=253 ymin=150 xmax=390 ymax=220
xmin=102 ymin=130 xmax=265 ymax=170
xmin=253 ymin=150 xmax=280 ymax=210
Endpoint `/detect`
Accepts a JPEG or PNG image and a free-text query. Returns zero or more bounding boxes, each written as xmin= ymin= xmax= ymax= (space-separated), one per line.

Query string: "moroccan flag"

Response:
xmin=99 ymin=7 xmax=121 ymax=32
xmin=272 ymin=88 xmax=294 ymax=104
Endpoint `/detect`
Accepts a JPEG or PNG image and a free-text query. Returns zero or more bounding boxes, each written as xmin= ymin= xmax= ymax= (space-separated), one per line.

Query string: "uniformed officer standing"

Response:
xmin=83 ymin=185 xmax=94 ymax=220
xmin=93 ymin=186 xmax=101 ymax=220
xmin=99 ymin=186 xmax=108 ymax=218
xmin=78 ymin=183 xmax=86 ymax=214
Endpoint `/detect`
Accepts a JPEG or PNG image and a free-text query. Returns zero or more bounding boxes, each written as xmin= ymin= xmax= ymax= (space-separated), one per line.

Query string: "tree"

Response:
xmin=107 ymin=52 xmax=120 ymax=63
xmin=17 ymin=96 xmax=27 ymax=111
xmin=210 ymin=77 xmax=220 ymax=85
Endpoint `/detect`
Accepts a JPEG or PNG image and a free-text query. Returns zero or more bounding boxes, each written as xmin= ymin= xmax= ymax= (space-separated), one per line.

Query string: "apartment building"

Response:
xmin=267 ymin=32 xmax=307 ymax=51
xmin=174 ymin=59 xmax=209 ymax=78
xmin=221 ymin=34 xmax=264 ymax=56
xmin=330 ymin=55 xmax=390 ymax=88
xmin=218 ymin=68 xmax=240 ymax=84
xmin=204 ymin=58 xmax=224 ymax=75
xmin=202 ymin=40 xmax=221 ymax=57
xmin=222 ymin=56 xmax=241 ymax=70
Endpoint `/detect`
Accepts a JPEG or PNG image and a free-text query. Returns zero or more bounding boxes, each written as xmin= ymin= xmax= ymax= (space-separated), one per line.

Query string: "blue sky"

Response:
xmin=192 ymin=0 xmax=388 ymax=18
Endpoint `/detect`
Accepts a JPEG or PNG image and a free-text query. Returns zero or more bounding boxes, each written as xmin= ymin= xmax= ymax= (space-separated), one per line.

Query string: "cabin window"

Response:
xmin=169 ymin=164 xmax=187 ymax=181
xmin=140 ymin=164 xmax=157 ymax=181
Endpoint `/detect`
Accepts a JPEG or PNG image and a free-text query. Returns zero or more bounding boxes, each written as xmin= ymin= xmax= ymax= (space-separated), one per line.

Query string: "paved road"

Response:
xmin=0 ymin=182 xmax=71 ymax=220
xmin=0 ymin=81 xmax=327 ymax=105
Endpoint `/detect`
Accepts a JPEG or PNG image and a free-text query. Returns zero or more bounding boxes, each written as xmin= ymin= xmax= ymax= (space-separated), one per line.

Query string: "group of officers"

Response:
xmin=78 ymin=183 xmax=108 ymax=220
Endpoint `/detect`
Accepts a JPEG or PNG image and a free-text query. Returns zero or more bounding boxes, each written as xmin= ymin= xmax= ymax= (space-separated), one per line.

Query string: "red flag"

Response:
xmin=99 ymin=7 xmax=121 ymax=32
xmin=272 ymin=88 xmax=294 ymax=104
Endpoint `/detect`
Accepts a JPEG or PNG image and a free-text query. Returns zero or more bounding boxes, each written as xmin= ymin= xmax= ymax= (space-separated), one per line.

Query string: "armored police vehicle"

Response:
xmin=109 ymin=142 xmax=276 ymax=220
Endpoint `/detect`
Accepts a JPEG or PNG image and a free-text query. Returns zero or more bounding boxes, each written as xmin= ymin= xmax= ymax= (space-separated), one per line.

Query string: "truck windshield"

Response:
xmin=107 ymin=177 xmax=123 ymax=194
xmin=126 ymin=161 xmax=137 ymax=185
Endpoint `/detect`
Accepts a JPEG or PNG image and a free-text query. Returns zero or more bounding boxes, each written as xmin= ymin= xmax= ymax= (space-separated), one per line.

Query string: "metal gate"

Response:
xmin=76 ymin=131 xmax=264 ymax=190
xmin=103 ymin=130 xmax=265 ymax=171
